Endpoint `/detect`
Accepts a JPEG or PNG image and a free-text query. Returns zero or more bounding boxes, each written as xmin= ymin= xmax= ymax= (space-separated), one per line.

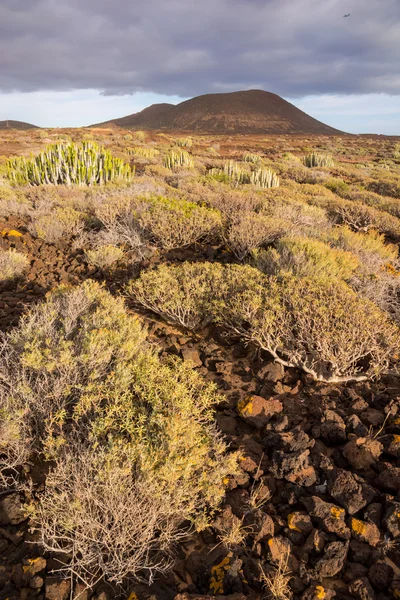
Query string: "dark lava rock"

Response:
xmin=383 ymin=502 xmax=400 ymax=538
xmin=0 ymin=494 xmax=26 ymax=525
xmin=368 ymin=561 xmax=394 ymax=590
xmin=270 ymin=449 xmax=317 ymax=487
xmin=349 ymin=577 xmax=376 ymax=600
xmin=327 ymin=469 xmax=375 ymax=515
xmin=301 ymin=496 xmax=350 ymax=539
xmin=314 ymin=540 xmax=349 ymax=578
xmin=237 ymin=395 xmax=282 ymax=429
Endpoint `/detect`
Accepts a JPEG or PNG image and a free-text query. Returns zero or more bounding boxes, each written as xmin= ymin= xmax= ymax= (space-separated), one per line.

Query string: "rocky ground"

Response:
xmin=0 ymin=216 xmax=399 ymax=600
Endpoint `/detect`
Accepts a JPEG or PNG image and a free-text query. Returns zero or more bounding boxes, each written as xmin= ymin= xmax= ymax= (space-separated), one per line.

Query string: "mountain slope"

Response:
xmin=97 ymin=90 xmax=344 ymax=135
xmin=0 ymin=119 xmax=39 ymax=130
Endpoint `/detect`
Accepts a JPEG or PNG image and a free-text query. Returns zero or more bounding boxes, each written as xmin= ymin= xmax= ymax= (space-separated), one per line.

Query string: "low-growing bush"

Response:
xmin=0 ymin=248 xmax=29 ymax=281
xmin=85 ymin=245 xmax=125 ymax=270
xmin=129 ymin=147 xmax=160 ymax=158
xmin=129 ymin=263 xmax=400 ymax=382
xmin=126 ymin=262 xmax=224 ymax=329
xmin=0 ymin=281 xmax=236 ymax=584
xmin=176 ymin=137 xmax=193 ymax=148
xmin=135 ymin=196 xmax=221 ymax=250
xmin=253 ymin=236 xmax=359 ymax=280
xmin=223 ymin=212 xmax=286 ymax=260
xmin=216 ymin=266 xmax=399 ymax=382
xmin=29 ymin=206 xmax=85 ymax=242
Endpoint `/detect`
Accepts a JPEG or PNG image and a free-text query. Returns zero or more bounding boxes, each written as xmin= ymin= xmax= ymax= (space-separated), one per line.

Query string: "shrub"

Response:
xmin=7 ymin=142 xmax=134 ymax=186
xmin=85 ymin=245 xmax=125 ymax=270
xmin=0 ymin=248 xmax=29 ymax=281
xmin=0 ymin=281 xmax=236 ymax=584
xmin=126 ymin=262 xmax=224 ymax=329
xmin=29 ymin=206 xmax=85 ymax=242
xmin=216 ymin=266 xmax=399 ymax=382
xmin=223 ymin=212 xmax=286 ymax=260
xmin=243 ymin=153 xmax=261 ymax=164
xmin=253 ymin=236 xmax=359 ymax=280
xmin=176 ymin=137 xmax=193 ymax=148
xmin=129 ymin=147 xmax=160 ymax=158
xmin=164 ymin=150 xmax=194 ymax=170
xmin=303 ymin=152 xmax=334 ymax=168
xmin=135 ymin=196 xmax=221 ymax=250
xmin=129 ymin=263 xmax=399 ymax=382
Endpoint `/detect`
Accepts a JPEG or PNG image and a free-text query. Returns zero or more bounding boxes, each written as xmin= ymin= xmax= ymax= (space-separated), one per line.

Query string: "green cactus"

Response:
xmin=303 ymin=152 xmax=334 ymax=168
xmin=127 ymin=147 xmax=160 ymax=158
xmin=250 ymin=167 xmax=280 ymax=188
xmin=7 ymin=141 xmax=134 ymax=186
xmin=243 ymin=152 xmax=261 ymax=164
xmin=163 ymin=150 xmax=194 ymax=170
xmin=175 ymin=137 xmax=193 ymax=148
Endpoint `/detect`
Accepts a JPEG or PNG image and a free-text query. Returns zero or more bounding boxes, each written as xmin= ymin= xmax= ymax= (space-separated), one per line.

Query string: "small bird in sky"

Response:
xmin=343 ymin=13 xmax=350 ymax=17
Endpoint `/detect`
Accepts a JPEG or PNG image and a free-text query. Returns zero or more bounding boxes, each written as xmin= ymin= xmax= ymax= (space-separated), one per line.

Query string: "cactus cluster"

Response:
xmin=210 ymin=160 xmax=250 ymax=185
xmin=393 ymin=144 xmax=400 ymax=160
xmin=163 ymin=150 xmax=194 ymax=170
xmin=250 ymin=167 xmax=280 ymax=188
xmin=176 ymin=137 xmax=193 ymax=148
xmin=303 ymin=152 xmax=334 ymax=168
xmin=7 ymin=142 xmax=134 ymax=186
xmin=243 ymin=152 xmax=261 ymax=164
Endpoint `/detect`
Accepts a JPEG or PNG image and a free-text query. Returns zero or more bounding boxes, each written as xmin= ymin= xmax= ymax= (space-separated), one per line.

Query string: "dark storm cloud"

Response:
xmin=0 ymin=0 xmax=399 ymax=98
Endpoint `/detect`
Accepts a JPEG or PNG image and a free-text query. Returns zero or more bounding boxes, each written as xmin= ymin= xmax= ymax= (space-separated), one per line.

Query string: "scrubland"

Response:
xmin=0 ymin=127 xmax=399 ymax=599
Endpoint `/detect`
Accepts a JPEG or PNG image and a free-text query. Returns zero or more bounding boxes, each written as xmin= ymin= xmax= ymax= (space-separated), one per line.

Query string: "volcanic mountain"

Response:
xmin=97 ymin=90 xmax=344 ymax=135
xmin=0 ymin=119 xmax=38 ymax=130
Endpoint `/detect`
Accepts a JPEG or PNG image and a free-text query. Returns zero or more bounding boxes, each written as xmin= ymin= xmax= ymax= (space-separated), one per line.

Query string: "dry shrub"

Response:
xmin=0 ymin=248 xmax=29 ymax=281
xmin=0 ymin=281 xmax=236 ymax=584
xmin=126 ymin=262 xmax=224 ymax=329
xmin=37 ymin=446 xmax=188 ymax=585
xmin=216 ymin=266 xmax=400 ymax=382
xmin=29 ymin=206 xmax=85 ymax=242
xmin=223 ymin=212 xmax=287 ymax=260
xmin=129 ymin=262 xmax=399 ymax=382
xmin=135 ymin=196 xmax=221 ymax=250
xmin=253 ymin=236 xmax=360 ymax=280
xmin=85 ymin=245 xmax=125 ymax=270
xmin=261 ymin=549 xmax=292 ymax=600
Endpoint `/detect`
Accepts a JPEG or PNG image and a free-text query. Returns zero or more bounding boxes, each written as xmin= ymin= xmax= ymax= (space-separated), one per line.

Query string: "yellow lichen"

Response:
xmin=128 ymin=594 xmax=138 ymax=600
xmin=351 ymin=518 xmax=367 ymax=535
xmin=392 ymin=435 xmax=400 ymax=445
xmin=1 ymin=229 xmax=23 ymax=237
xmin=315 ymin=586 xmax=326 ymax=599
xmin=209 ymin=553 xmax=232 ymax=595
xmin=287 ymin=513 xmax=302 ymax=533
xmin=237 ymin=396 xmax=254 ymax=416
xmin=330 ymin=506 xmax=344 ymax=519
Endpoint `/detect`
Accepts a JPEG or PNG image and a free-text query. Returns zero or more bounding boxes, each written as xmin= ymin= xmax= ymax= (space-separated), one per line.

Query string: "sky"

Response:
xmin=0 ymin=0 xmax=399 ymax=134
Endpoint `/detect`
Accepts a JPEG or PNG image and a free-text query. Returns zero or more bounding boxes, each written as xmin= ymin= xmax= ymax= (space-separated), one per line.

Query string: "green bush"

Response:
xmin=129 ymin=263 xmax=400 ymax=382
xmin=7 ymin=142 xmax=134 ymax=186
xmin=126 ymin=262 xmax=224 ymax=329
xmin=223 ymin=212 xmax=287 ymax=260
xmin=0 ymin=281 xmax=236 ymax=584
xmin=135 ymin=196 xmax=221 ymax=249
xmin=253 ymin=236 xmax=360 ymax=280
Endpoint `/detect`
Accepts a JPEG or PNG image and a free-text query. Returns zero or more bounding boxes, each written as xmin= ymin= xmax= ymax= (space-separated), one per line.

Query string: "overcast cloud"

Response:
xmin=0 ymin=0 xmax=399 ymax=132
xmin=1 ymin=0 xmax=399 ymax=97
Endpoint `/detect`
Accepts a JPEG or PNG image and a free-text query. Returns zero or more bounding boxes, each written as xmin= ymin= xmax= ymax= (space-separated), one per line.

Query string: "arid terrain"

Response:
xmin=0 ymin=124 xmax=399 ymax=600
